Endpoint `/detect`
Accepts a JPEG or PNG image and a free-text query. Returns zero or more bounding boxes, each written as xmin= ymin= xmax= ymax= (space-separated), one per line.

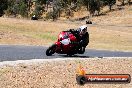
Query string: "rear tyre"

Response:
xmin=67 ymin=53 xmax=74 ymax=56
xmin=46 ymin=44 xmax=56 ymax=56
xmin=67 ymin=51 xmax=75 ymax=56
xmin=78 ymin=47 xmax=85 ymax=54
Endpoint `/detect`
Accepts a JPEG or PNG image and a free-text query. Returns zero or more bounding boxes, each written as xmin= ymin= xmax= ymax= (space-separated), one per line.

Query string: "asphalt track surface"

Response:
xmin=0 ymin=45 xmax=132 ymax=62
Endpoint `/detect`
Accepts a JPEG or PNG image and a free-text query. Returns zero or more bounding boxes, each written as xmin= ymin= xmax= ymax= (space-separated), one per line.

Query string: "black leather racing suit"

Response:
xmin=69 ymin=29 xmax=89 ymax=48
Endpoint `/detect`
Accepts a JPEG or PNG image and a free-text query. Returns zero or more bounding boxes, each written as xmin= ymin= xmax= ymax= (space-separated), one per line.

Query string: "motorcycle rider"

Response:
xmin=69 ymin=25 xmax=89 ymax=53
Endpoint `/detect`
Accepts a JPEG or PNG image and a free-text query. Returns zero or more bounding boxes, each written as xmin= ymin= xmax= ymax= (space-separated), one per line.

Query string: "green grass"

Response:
xmin=1 ymin=20 xmax=60 ymax=40
xmin=35 ymin=33 xmax=57 ymax=41
xmin=0 ymin=23 xmax=30 ymax=33
xmin=0 ymin=23 xmax=57 ymax=41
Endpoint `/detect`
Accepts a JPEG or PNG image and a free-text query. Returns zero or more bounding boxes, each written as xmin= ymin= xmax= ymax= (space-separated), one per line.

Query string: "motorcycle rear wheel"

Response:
xmin=67 ymin=50 xmax=75 ymax=56
xmin=78 ymin=47 xmax=85 ymax=54
xmin=46 ymin=44 xmax=56 ymax=56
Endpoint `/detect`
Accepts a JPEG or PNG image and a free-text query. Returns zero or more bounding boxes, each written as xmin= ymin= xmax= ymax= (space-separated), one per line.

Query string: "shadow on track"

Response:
xmin=58 ymin=54 xmax=95 ymax=58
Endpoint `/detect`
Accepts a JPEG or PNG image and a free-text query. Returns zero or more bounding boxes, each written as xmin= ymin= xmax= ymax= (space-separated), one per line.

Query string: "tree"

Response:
xmin=52 ymin=0 xmax=63 ymax=20
xmin=128 ymin=0 xmax=131 ymax=5
xmin=12 ymin=0 xmax=28 ymax=17
xmin=107 ymin=0 xmax=116 ymax=11
xmin=19 ymin=0 xmax=28 ymax=17
xmin=101 ymin=0 xmax=116 ymax=11
xmin=82 ymin=0 xmax=89 ymax=11
xmin=122 ymin=0 xmax=125 ymax=5
xmin=88 ymin=0 xmax=102 ymax=16
xmin=0 ymin=0 xmax=8 ymax=16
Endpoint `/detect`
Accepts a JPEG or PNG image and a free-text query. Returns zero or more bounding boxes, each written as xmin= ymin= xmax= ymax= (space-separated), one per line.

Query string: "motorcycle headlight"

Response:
xmin=59 ymin=34 xmax=63 ymax=39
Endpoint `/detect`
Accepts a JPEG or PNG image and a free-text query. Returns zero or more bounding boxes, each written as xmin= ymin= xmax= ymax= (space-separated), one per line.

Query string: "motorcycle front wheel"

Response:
xmin=46 ymin=44 xmax=56 ymax=56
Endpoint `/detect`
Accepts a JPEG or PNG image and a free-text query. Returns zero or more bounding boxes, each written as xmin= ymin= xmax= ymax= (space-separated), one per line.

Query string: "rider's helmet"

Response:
xmin=79 ymin=25 xmax=87 ymax=35
xmin=33 ymin=15 xmax=36 ymax=17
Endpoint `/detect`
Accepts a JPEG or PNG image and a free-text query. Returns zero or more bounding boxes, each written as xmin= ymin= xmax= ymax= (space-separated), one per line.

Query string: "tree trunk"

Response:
xmin=128 ymin=0 xmax=131 ymax=5
xmin=87 ymin=1 xmax=89 ymax=11
xmin=28 ymin=0 xmax=31 ymax=17
xmin=109 ymin=5 xmax=112 ymax=11
xmin=122 ymin=0 xmax=125 ymax=5
xmin=52 ymin=7 xmax=55 ymax=21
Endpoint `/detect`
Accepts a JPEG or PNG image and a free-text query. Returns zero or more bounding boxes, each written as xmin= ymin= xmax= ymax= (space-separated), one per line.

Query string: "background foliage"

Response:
xmin=0 ymin=0 xmax=131 ymax=20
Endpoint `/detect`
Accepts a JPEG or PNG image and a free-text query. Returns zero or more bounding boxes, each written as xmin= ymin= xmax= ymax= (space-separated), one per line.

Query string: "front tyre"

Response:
xmin=46 ymin=44 xmax=56 ymax=56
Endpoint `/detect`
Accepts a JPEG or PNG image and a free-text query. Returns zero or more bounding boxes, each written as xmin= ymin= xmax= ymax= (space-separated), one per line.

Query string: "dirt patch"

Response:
xmin=0 ymin=58 xmax=132 ymax=88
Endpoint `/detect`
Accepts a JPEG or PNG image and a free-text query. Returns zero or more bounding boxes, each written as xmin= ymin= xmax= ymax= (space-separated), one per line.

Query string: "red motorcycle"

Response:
xmin=46 ymin=31 xmax=85 ymax=56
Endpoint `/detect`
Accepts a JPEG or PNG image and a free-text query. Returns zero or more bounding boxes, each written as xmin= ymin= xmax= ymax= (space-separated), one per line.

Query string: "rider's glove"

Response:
xmin=69 ymin=29 xmax=75 ymax=33
xmin=79 ymin=40 xmax=83 ymax=45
